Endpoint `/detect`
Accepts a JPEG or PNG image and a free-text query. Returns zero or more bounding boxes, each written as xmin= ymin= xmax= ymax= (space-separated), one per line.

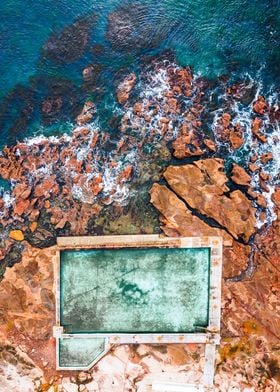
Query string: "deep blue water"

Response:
xmin=0 ymin=0 xmax=279 ymax=148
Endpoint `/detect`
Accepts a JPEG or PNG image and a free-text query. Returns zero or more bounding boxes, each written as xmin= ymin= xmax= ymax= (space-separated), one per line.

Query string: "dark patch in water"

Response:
xmin=118 ymin=278 xmax=148 ymax=305
xmin=42 ymin=13 xmax=98 ymax=64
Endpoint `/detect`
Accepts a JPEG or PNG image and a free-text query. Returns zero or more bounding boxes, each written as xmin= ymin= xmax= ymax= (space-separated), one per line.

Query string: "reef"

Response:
xmin=106 ymin=3 xmax=172 ymax=51
xmin=0 ymin=55 xmax=279 ymax=390
xmin=42 ymin=14 xmax=97 ymax=63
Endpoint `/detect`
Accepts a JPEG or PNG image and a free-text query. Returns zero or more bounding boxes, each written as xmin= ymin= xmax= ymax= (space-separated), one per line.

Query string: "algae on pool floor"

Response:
xmin=60 ymin=247 xmax=210 ymax=333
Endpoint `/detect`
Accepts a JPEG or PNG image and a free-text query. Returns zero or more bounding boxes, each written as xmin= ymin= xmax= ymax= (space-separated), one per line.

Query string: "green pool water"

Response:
xmin=59 ymin=337 xmax=106 ymax=368
xmin=60 ymin=247 xmax=210 ymax=334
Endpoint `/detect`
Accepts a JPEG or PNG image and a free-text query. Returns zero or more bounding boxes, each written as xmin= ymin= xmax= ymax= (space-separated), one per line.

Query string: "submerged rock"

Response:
xmin=42 ymin=15 xmax=96 ymax=63
xmin=226 ymin=81 xmax=257 ymax=105
xmin=106 ymin=3 xmax=170 ymax=52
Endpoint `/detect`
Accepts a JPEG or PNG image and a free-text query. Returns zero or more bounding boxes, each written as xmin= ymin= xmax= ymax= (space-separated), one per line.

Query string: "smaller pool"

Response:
xmin=59 ymin=337 xmax=106 ymax=368
xmin=60 ymin=247 xmax=210 ymax=334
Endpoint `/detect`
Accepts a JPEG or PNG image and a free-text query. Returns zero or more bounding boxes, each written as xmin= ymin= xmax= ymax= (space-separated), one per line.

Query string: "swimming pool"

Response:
xmin=54 ymin=234 xmax=222 ymax=385
xmin=60 ymin=247 xmax=210 ymax=334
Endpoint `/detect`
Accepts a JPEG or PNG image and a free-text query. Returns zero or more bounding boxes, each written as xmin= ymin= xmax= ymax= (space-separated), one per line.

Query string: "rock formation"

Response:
xmin=42 ymin=14 xmax=96 ymax=63
xmin=162 ymin=159 xmax=256 ymax=242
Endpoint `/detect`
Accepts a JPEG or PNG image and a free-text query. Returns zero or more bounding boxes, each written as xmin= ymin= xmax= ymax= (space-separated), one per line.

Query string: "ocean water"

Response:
xmin=0 ymin=0 xmax=279 ymax=147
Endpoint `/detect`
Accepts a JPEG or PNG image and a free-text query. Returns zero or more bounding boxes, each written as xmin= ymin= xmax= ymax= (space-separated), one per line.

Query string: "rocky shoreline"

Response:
xmin=0 ymin=56 xmax=279 ymax=390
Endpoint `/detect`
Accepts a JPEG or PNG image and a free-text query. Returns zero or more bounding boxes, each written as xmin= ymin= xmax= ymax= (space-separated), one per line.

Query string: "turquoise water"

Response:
xmin=60 ymin=247 xmax=210 ymax=333
xmin=0 ymin=0 xmax=279 ymax=147
xmin=59 ymin=337 xmax=106 ymax=368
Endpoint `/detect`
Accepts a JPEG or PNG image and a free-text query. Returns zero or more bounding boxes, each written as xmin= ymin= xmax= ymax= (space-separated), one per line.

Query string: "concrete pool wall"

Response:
xmin=53 ymin=234 xmax=222 ymax=390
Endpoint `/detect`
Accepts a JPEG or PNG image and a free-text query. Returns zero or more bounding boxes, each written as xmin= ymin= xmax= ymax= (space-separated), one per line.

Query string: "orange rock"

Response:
xmin=261 ymin=152 xmax=273 ymax=164
xmin=231 ymin=164 xmax=251 ymax=187
xmin=29 ymin=221 xmax=38 ymax=232
xmin=248 ymin=188 xmax=267 ymax=208
xmin=116 ymin=73 xmax=136 ymax=105
xmin=258 ymin=211 xmax=267 ymax=223
xmin=76 ymin=101 xmax=96 ymax=125
xmin=29 ymin=209 xmax=40 ymax=221
xmin=149 ymin=183 xmax=232 ymax=244
xmin=116 ymin=139 xmax=125 ymax=153
xmin=0 ymin=147 xmax=23 ymax=180
xmin=259 ymin=171 xmax=270 ymax=181
xmin=250 ymin=154 xmax=258 ymax=163
xmin=118 ymin=165 xmax=133 ymax=183
xmin=167 ymin=345 xmax=190 ymax=366
xmin=272 ymin=188 xmax=280 ymax=208
xmin=159 ymin=117 xmax=170 ymax=124
xmin=221 ymin=113 xmax=231 ymax=128
xmin=9 ymin=230 xmax=24 ymax=241
xmin=229 ymin=126 xmax=244 ymax=150
xmin=166 ymin=97 xmax=178 ymax=113
xmin=243 ymin=320 xmax=262 ymax=336
xmin=34 ymin=177 xmax=56 ymax=198
xmin=256 ymin=194 xmax=267 ymax=208
xmin=172 ymin=134 xmax=203 ymax=159
xmin=251 ymin=117 xmax=267 ymax=142
xmin=253 ymin=95 xmax=267 ymax=115
xmin=203 ymin=138 xmax=216 ymax=152
xmin=50 ymin=208 xmax=64 ymax=225
xmin=14 ymin=199 xmax=30 ymax=216
xmin=223 ymin=241 xmax=251 ymax=279
xmin=163 ymin=159 xmax=256 ymax=242
xmin=259 ymin=179 xmax=270 ymax=193
xmin=110 ymin=161 xmax=118 ymax=169
xmin=12 ymin=183 xmax=31 ymax=200
xmin=55 ymin=217 xmax=68 ymax=229
xmin=90 ymin=131 xmax=99 ymax=149
xmin=247 ymin=187 xmax=259 ymax=199
xmin=248 ymin=163 xmax=259 ymax=172
xmin=89 ymin=175 xmax=104 ymax=196
xmin=133 ymin=102 xmax=142 ymax=116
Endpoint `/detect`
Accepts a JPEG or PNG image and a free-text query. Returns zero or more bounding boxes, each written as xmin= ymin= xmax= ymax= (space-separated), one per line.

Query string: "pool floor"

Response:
xmin=60 ymin=247 xmax=210 ymax=334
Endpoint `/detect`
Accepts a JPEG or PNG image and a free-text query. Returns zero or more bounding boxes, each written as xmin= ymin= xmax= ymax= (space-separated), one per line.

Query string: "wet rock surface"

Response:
xmin=116 ymin=73 xmax=137 ymax=105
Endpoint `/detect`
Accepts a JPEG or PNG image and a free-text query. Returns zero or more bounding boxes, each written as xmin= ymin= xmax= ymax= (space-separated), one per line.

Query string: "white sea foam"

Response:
xmin=2 ymin=63 xmax=278 ymax=229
